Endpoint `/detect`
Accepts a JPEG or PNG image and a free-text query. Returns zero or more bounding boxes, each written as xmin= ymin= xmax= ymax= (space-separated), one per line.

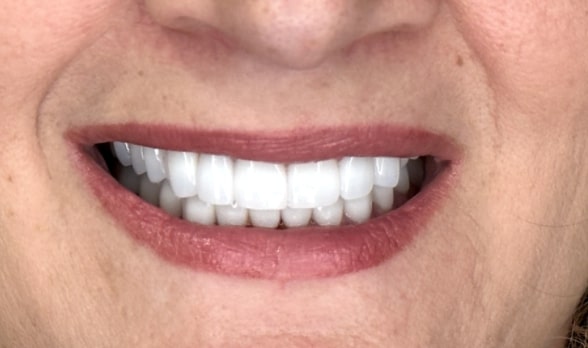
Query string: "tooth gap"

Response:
xmin=97 ymin=143 xmax=434 ymax=229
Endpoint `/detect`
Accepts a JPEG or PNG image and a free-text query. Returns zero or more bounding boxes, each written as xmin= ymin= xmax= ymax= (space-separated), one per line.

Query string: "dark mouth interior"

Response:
xmin=94 ymin=143 xmax=441 ymax=228
xmin=97 ymin=143 xmax=118 ymax=173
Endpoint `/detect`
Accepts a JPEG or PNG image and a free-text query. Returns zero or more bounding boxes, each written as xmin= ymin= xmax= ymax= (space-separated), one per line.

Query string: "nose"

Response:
xmin=144 ymin=0 xmax=440 ymax=69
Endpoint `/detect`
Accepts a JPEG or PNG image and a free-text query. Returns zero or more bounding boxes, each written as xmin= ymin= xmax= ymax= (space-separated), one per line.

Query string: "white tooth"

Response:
xmin=117 ymin=165 xmax=140 ymax=194
xmin=250 ymin=209 xmax=281 ymax=228
xmin=344 ymin=195 xmax=372 ymax=224
xmin=281 ymin=208 xmax=312 ymax=228
xmin=183 ymin=197 xmax=216 ymax=225
xmin=139 ymin=174 xmax=161 ymax=206
xmin=312 ymin=199 xmax=344 ymax=226
xmin=373 ymin=157 xmax=400 ymax=188
xmin=167 ymin=151 xmax=198 ymax=198
xmin=197 ymin=154 xmax=234 ymax=205
xmin=144 ymin=147 xmax=167 ymax=183
xmin=339 ymin=157 xmax=374 ymax=200
xmin=216 ymin=204 xmax=248 ymax=226
xmin=234 ymin=160 xmax=287 ymax=210
xmin=373 ymin=186 xmax=395 ymax=212
xmin=396 ymin=165 xmax=410 ymax=194
xmin=131 ymin=144 xmax=147 ymax=175
xmin=159 ymin=181 xmax=182 ymax=217
xmin=400 ymin=158 xmax=410 ymax=167
xmin=113 ymin=142 xmax=132 ymax=166
xmin=288 ymin=160 xmax=340 ymax=209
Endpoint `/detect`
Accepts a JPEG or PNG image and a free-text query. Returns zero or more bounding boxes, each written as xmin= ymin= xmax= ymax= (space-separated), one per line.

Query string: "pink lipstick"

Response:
xmin=69 ymin=124 xmax=460 ymax=280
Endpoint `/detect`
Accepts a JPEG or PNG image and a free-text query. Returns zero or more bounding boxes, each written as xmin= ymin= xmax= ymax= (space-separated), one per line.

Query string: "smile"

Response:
xmin=110 ymin=140 xmax=423 ymax=228
xmin=70 ymin=124 xmax=460 ymax=280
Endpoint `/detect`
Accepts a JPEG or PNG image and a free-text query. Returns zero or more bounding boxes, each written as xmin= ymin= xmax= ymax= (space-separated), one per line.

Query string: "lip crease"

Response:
xmin=68 ymin=123 xmax=461 ymax=280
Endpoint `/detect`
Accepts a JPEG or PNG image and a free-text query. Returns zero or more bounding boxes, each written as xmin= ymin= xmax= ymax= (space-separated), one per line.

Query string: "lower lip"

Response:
xmin=69 ymin=124 xmax=460 ymax=280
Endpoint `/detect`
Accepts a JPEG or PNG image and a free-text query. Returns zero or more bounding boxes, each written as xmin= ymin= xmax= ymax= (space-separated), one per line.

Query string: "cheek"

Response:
xmin=449 ymin=0 xmax=588 ymax=122
xmin=447 ymin=0 xmax=588 ymax=287
xmin=0 ymin=0 xmax=121 ymax=108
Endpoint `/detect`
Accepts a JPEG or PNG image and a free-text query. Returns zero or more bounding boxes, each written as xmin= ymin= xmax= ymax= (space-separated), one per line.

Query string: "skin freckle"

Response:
xmin=456 ymin=54 xmax=464 ymax=67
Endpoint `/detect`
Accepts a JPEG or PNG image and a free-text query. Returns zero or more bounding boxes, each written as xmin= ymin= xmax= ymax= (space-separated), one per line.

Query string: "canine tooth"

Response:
xmin=373 ymin=186 xmax=395 ymax=212
xmin=131 ymin=144 xmax=147 ymax=175
xmin=183 ymin=197 xmax=216 ymax=225
xmin=113 ymin=142 xmax=132 ymax=166
xmin=373 ymin=157 xmax=400 ymax=188
xmin=344 ymin=195 xmax=372 ymax=224
xmin=396 ymin=165 xmax=410 ymax=194
xmin=144 ymin=147 xmax=167 ymax=183
xmin=250 ymin=209 xmax=281 ymax=228
xmin=167 ymin=151 xmax=198 ymax=198
xmin=288 ymin=160 xmax=340 ymax=209
xmin=312 ymin=199 xmax=344 ymax=226
xmin=117 ymin=166 xmax=140 ymax=194
xmin=216 ymin=204 xmax=248 ymax=226
xmin=139 ymin=174 xmax=161 ymax=206
xmin=339 ymin=157 xmax=374 ymax=200
xmin=281 ymin=208 xmax=312 ymax=228
xmin=159 ymin=181 xmax=182 ymax=217
xmin=197 ymin=154 xmax=234 ymax=205
xmin=234 ymin=160 xmax=287 ymax=210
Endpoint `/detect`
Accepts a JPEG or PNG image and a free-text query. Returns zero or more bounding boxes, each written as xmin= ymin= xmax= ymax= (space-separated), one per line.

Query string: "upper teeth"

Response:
xmin=111 ymin=141 xmax=422 ymax=228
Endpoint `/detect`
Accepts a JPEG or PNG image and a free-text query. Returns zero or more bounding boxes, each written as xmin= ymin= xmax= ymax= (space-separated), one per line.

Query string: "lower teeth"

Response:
xmin=101 ymin=143 xmax=426 ymax=228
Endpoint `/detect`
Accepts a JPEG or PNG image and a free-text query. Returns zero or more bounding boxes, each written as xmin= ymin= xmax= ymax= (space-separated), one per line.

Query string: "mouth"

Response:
xmin=69 ymin=123 xmax=460 ymax=280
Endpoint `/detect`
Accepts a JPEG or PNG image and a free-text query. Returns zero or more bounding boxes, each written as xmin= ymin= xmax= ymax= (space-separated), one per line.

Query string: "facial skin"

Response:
xmin=1 ymin=0 xmax=588 ymax=347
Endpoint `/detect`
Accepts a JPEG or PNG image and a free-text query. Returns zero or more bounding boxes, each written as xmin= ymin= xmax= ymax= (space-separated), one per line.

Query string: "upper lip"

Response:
xmin=68 ymin=123 xmax=461 ymax=280
xmin=70 ymin=122 xmax=459 ymax=162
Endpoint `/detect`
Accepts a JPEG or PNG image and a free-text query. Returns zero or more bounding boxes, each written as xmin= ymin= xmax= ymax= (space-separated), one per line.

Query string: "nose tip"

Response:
xmin=226 ymin=1 xmax=359 ymax=69
xmin=145 ymin=0 xmax=440 ymax=69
